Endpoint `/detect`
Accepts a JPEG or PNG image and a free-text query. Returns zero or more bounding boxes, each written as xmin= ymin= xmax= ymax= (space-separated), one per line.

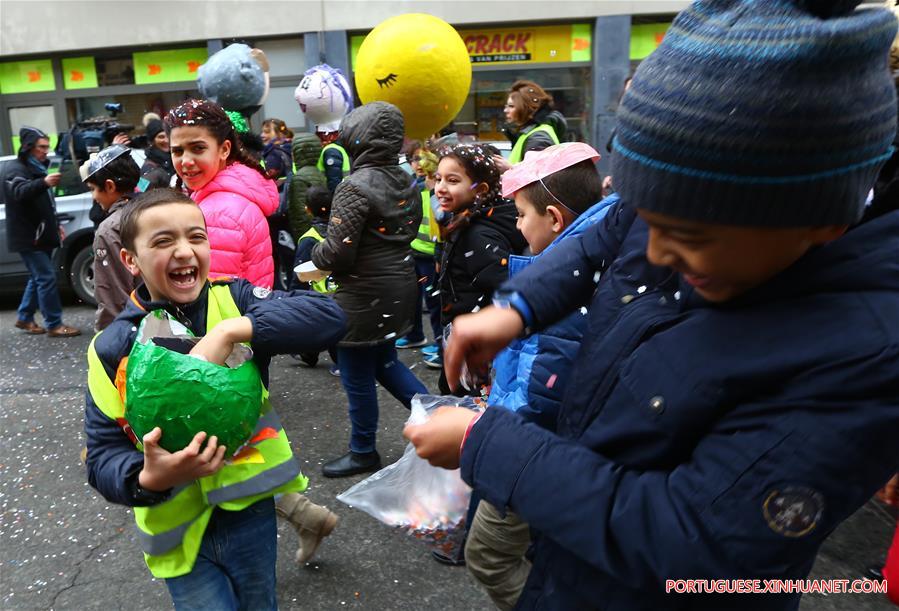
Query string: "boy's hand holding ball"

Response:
xmin=189 ymin=316 xmax=253 ymax=366
xmin=138 ymin=429 xmax=226 ymax=491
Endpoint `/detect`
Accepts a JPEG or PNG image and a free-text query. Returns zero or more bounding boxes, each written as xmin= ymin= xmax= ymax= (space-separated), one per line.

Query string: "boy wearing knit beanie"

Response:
xmin=404 ymin=1 xmax=899 ymax=609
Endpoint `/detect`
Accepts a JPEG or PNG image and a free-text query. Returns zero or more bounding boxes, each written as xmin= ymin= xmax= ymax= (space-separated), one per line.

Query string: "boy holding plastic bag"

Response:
xmin=84 ymin=188 xmax=347 ymax=610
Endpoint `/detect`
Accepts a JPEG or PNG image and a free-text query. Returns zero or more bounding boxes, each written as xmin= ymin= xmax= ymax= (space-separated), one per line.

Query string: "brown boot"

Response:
xmin=275 ymin=493 xmax=338 ymax=564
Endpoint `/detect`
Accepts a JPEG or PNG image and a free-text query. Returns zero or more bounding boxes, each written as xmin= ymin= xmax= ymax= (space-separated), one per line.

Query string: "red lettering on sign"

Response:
xmin=464 ymin=35 xmax=476 ymax=54
xmin=70 ymin=70 xmax=84 ymax=82
xmin=187 ymin=60 xmax=201 ymax=73
xmin=515 ymin=33 xmax=531 ymax=52
xmin=27 ymin=71 xmax=41 ymax=82
xmin=503 ymin=34 xmax=517 ymax=52
xmin=148 ymin=64 xmax=161 ymax=75
xmin=474 ymin=35 xmax=489 ymax=55
xmin=488 ymin=34 xmax=501 ymax=54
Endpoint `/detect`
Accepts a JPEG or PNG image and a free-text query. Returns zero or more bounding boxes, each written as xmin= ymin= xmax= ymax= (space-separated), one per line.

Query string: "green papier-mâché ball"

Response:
xmin=124 ymin=339 xmax=263 ymax=455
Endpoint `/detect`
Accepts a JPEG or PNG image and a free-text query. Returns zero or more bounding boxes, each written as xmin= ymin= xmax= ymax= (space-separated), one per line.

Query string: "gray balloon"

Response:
xmin=197 ymin=43 xmax=265 ymax=111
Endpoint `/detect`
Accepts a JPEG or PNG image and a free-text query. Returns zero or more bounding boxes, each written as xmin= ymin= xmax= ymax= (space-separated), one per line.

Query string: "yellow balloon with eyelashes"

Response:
xmin=355 ymin=14 xmax=472 ymax=139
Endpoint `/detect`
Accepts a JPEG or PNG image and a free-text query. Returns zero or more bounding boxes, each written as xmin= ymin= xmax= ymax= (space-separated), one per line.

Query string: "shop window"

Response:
xmin=254 ymin=38 xmax=305 ymax=78
xmin=8 ymin=105 xmax=58 ymax=153
xmin=260 ymin=85 xmax=306 ymax=132
xmin=95 ymin=55 xmax=135 ymax=87
xmin=455 ymin=67 xmax=592 ymax=144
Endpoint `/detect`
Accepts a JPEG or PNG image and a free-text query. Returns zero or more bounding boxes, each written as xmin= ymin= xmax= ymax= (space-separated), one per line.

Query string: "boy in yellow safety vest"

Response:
xmin=84 ymin=188 xmax=347 ymax=609
xmin=396 ymin=141 xmax=444 ymax=367
xmin=290 ymin=185 xmax=340 ymax=374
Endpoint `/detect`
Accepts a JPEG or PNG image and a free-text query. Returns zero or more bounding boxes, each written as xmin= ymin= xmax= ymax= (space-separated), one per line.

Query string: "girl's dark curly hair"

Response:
xmin=438 ymin=143 xmax=507 ymax=237
xmin=163 ymin=99 xmax=268 ymax=188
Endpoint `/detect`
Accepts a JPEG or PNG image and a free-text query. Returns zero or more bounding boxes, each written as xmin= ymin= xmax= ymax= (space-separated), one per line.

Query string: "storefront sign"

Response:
xmin=133 ymin=48 xmax=207 ymax=85
xmin=351 ymin=23 xmax=591 ymax=69
xmin=62 ymin=57 xmax=99 ymax=90
xmin=0 ymin=59 xmax=55 ymax=94
xmin=631 ymin=23 xmax=671 ymax=60
xmin=462 ymin=24 xmax=590 ymax=64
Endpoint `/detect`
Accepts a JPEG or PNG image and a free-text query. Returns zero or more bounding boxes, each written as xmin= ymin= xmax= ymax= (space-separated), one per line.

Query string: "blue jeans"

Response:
xmin=17 ymin=249 xmax=62 ymax=330
xmin=337 ymin=342 xmax=428 ymax=453
xmin=165 ymin=498 xmax=277 ymax=611
xmin=406 ymin=256 xmax=442 ymax=343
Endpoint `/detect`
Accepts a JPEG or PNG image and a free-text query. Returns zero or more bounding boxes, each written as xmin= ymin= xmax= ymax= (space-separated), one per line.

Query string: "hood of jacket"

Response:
xmin=338 ymin=102 xmax=404 ymax=170
xmin=192 ymin=162 xmax=279 ymax=217
xmin=532 ymin=106 xmax=567 ymax=141
xmin=292 ymin=132 xmax=323 ymax=168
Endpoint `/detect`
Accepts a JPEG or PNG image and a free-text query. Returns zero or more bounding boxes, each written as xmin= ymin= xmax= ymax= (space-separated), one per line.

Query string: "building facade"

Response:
xmin=0 ymin=0 xmax=691 ymax=176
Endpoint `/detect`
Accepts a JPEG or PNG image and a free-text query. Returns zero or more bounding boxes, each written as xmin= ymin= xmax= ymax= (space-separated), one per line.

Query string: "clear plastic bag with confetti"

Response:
xmin=337 ymin=394 xmax=483 ymax=562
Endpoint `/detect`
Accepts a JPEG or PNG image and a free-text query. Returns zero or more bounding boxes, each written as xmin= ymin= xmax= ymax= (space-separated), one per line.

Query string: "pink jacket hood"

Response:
xmin=191 ymin=163 xmax=279 ymax=288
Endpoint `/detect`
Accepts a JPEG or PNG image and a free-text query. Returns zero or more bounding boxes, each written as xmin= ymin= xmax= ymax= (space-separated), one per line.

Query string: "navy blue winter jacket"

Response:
xmin=84 ymin=279 xmax=347 ymax=507
xmin=487 ymin=196 xmax=617 ymax=430
xmin=462 ymin=202 xmax=899 ymax=610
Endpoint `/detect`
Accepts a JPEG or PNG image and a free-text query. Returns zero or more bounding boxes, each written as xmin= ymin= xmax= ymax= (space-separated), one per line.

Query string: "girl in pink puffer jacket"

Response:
xmin=165 ymin=99 xmax=279 ymax=288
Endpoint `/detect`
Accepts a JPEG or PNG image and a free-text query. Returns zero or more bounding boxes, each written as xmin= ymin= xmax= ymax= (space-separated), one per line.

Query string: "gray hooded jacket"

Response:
xmin=312 ymin=102 xmax=422 ymax=346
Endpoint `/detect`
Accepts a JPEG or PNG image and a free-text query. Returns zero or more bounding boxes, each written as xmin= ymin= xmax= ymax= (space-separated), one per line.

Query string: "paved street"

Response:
xmin=1 ymin=300 xmax=896 ymax=610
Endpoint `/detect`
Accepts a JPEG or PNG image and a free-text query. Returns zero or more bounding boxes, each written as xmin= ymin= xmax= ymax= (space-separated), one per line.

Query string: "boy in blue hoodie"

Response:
xmin=467 ymin=143 xmax=615 ymax=609
xmin=406 ymin=2 xmax=899 ymax=609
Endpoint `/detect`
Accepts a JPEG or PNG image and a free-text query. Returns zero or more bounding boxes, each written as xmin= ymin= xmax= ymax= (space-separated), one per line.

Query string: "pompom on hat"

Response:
xmin=501 ymin=142 xmax=600 ymax=198
xmin=611 ymin=0 xmax=898 ymax=227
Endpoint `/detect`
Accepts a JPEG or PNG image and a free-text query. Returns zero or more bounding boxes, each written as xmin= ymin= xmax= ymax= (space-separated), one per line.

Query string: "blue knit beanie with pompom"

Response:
xmin=612 ymin=0 xmax=898 ymax=226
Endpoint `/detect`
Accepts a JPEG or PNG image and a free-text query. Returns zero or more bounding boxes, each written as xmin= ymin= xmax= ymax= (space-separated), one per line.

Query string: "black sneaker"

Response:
xmin=322 ymin=450 xmax=382 ymax=478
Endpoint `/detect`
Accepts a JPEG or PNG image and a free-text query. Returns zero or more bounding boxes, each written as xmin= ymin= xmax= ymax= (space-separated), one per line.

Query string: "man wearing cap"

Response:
xmin=3 ymin=127 xmax=81 ymax=337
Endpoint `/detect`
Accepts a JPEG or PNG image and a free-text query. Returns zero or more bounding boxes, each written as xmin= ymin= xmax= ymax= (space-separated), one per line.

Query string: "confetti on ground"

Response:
xmin=385 ymin=332 xmax=397 ymax=339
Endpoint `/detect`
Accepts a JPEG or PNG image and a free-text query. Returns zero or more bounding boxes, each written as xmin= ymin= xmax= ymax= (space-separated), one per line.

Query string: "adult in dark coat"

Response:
xmin=139 ymin=119 xmax=175 ymax=189
xmin=3 ymin=126 xmax=80 ymax=337
xmin=312 ymin=101 xmax=428 ymax=477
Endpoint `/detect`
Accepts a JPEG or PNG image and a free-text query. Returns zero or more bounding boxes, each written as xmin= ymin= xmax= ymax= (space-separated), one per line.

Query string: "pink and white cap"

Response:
xmin=501 ymin=142 xmax=601 ymax=198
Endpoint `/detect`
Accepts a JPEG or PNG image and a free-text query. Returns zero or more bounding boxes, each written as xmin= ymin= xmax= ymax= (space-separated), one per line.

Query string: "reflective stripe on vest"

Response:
xmin=298 ymin=227 xmax=337 ymax=294
xmin=315 ymin=143 xmax=351 ymax=175
xmin=410 ymin=189 xmax=436 ymax=256
xmin=85 ymin=284 xmax=308 ymax=578
xmin=508 ymin=124 xmax=560 ymax=164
